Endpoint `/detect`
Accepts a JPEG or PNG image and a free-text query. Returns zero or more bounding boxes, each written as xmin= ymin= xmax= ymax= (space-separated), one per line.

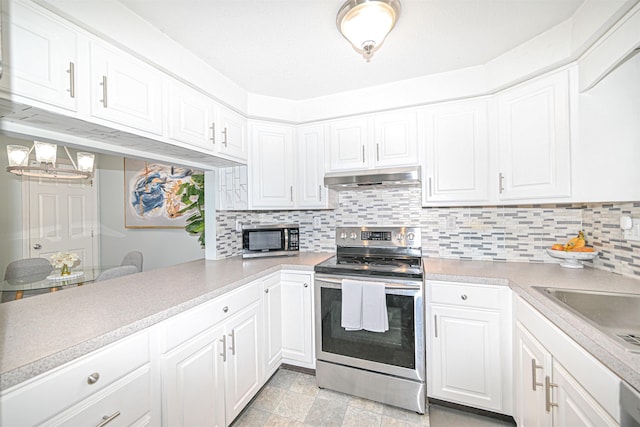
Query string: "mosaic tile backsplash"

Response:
xmin=216 ymin=187 xmax=640 ymax=279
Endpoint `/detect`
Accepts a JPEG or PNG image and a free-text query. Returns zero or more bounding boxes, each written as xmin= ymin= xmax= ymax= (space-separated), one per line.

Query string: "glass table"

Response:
xmin=0 ymin=266 xmax=116 ymax=300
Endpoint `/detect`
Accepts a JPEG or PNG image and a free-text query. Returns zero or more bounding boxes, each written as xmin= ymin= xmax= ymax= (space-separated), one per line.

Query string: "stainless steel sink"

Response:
xmin=534 ymin=287 xmax=640 ymax=353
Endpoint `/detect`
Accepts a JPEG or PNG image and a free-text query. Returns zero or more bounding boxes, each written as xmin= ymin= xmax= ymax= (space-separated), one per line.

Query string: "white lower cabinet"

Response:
xmin=515 ymin=297 xmax=620 ymax=427
xmin=263 ymin=273 xmax=283 ymax=379
xmin=427 ymin=281 xmax=512 ymax=414
xmin=160 ymin=280 xmax=263 ymax=427
xmin=281 ymin=271 xmax=314 ymax=368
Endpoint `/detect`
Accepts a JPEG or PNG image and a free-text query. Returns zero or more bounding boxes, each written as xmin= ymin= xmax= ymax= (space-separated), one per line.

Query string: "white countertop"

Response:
xmin=2 ymin=253 xmax=639 ymax=395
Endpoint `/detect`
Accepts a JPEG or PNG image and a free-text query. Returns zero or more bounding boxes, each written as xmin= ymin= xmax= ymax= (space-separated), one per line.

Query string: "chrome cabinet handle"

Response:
xmin=87 ymin=372 xmax=100 ymax=385
xmin=434 ymin=315 xmax=438 ymax=338
xmin=100 ymin=75 xmax=108 ymax=108
xmin=376 ymin=143 xmax=380 ymax=162
xmin=428 ymin=178 xmax=433 ymax=197
xmin=228 ymin=330 xmax=236 ymax=355
xmin=223 ymin=306 xmax=229 ymax=313
xmin=460 ymin=294 xmax=467 ymax=300
xmin=67 ymin=62 xmax=75 ymax=98
xmin=33 ymin=243 xmax=42 ymax=250
xmin=531 ymin=359 xmax=543 ymax=391
xmin=362 ymin=145 xmax=365 ymax=163
xmin=290 ymin=186 xmax=293 ymax=202
xmin=222 ymin=127 xmax=228 ymax=147
xmin=498 ymin=172 xmax=504 ymax=194
xmin=265 ymin=288 xmax=269 ymax=294
xmin=96 ymin=411 xmax=120 ymax=427
xmin=318 ymin=185 xmax=322 ymax=201
xmin=545 ymin=376 xmax=558 ymax=412
xmin=220 ymin=335 xmax=227 ymax=362
xmin=304 ymin=283 xmax=309 ymax=288
xmin=210 ymin=123 xmax=216 ymax=144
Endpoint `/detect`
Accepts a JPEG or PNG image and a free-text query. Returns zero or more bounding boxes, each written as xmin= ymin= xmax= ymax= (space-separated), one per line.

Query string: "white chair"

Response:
xmin=95 ymin=265 xmax=138 ymax=283
xmin=121 ymin=251 xmax=143 ymax=272
xmin=2 ymin=258 xmax=53 ymax=301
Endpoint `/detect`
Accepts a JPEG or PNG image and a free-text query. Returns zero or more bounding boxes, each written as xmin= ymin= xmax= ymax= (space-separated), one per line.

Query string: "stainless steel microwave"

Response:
xmin=242 ymin=224 xmax=300 ymax=258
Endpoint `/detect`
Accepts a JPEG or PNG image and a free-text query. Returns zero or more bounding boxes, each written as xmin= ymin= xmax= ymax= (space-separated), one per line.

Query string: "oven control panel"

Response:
xmin=336 ymin=226 xmax=421 ymax=247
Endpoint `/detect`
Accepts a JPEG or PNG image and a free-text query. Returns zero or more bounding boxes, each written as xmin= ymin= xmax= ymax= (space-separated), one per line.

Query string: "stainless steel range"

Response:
xmin=314 ymin=226 xmax=425 ymax=413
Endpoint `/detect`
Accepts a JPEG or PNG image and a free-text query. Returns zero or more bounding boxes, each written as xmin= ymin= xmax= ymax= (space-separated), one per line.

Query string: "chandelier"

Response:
xmin=6 ymin=141 xmax=95 ymax=180
xmin=336 ymin=0 xmax=401 ymax=61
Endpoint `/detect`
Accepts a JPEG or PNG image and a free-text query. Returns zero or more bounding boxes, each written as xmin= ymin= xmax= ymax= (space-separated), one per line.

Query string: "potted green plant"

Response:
xmin=176 ymin=174 xmax=205 ymax=247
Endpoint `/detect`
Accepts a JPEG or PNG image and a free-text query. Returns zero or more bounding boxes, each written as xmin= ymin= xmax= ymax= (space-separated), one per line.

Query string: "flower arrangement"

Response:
xmin=50 ymin=252 xmax=79 ymax=275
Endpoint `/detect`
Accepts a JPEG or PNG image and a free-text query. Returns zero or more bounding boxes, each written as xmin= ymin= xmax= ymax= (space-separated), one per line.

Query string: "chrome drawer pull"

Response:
xmin=229 ymin=330 xmax=236 ymax=355
xmin=67 ymin=62 xmax=75 ymax=98
xmin=87 ymin=372 xmax=100 ymax=385
xmin=545 ymin=375 xmax=558 ymax=412
xmin=96 ymin=411 xmax=120 ymax=427
xmin=100 ymin=76 xmax=108 ymax=108
xmin=220 ymin=335 xmax=227 ymax=362
xmin=223 ymin=306 xmax=229 ymax=313
xmin=460 ymin=294 xmax=467 ymax=300
xmin=531 ymin=359 xmax=543 ymax=391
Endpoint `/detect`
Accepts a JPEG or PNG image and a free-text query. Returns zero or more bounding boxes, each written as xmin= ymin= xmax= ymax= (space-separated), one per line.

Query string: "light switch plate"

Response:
xmin=313 ymin=217 xmax=322 ymax=229
xmin=623 ymin=217 xmax=640 ymax=241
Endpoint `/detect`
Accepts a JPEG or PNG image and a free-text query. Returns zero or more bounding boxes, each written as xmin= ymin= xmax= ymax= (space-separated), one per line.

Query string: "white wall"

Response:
xmin=97 ymin=154 xmax=204 ymax=271
xmin=0 ymin=137 xmax=27 ymax=276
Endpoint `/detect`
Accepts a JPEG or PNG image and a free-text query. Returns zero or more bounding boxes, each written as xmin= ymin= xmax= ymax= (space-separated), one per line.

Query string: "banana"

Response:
xmin=564 ymin=231 xmax=586 ymax=251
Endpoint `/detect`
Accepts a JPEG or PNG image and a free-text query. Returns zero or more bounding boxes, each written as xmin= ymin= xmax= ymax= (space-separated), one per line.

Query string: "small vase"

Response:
xmin=60 ymin=264 xmax=71 ymax=276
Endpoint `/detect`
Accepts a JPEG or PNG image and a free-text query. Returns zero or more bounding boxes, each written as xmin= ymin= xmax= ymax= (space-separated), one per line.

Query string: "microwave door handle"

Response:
xmin=284 ymin=229 xmax=289 ymax=250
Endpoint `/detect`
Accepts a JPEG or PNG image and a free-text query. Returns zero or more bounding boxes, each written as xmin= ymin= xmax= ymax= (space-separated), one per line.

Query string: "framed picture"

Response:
xmin=124 ymin=158 xmax=200 ymax=228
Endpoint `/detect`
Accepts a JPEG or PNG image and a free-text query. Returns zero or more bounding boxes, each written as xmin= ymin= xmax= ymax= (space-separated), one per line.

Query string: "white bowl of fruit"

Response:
xmin=546 ymin=231 xmax=599 ymax=269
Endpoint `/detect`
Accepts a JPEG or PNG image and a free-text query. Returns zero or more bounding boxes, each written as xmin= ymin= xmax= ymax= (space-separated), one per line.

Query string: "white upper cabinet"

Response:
xmin=297 ymin=124 xmax=331 ymax=208
xmin=89 ymin=41 xmax=164 ymax=136
xmin=497 ymin=70 xmax=571 ymax=201
xmin=216 ymin=105 xmax=248 ymax=162
xmin=0 ymin=0 xmax=78 ymax=111
xmin=327 ymin=110 xmax=418 ymax=171
xmin=421 ymin=99 xmax=490 ymax=205
xmin=167 ymin=80 xmax=216 ymax=150
xmin=249 ymin=122 xmax=295 ymax=209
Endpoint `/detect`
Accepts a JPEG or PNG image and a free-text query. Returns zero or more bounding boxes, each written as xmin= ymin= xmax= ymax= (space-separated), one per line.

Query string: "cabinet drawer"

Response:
xmin=429 ymin=280 xmax=503 ymax=309
xmin=161 ymin=281 xmax=261 ymax=352
xmin=41 ymin=365 xmax=151 ymax=427
xmin=0 ymin=331 xmax=149 ymax=427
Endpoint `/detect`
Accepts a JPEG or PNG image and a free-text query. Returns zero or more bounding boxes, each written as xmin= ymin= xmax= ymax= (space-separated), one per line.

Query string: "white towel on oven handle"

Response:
xmin=341 ymin=279 xmax=363 ymax=330
xmin=362 ymin=281 xmax=389 ymax=332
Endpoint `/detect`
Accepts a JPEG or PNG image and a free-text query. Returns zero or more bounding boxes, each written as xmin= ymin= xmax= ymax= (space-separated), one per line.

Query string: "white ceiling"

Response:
xmin=117 ymin=0 xmax=585 ymax=100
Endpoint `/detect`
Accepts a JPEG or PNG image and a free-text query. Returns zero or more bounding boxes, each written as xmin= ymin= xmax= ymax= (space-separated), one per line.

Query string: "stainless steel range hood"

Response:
xmin=324 ymin=166 xmax=421 ymax=189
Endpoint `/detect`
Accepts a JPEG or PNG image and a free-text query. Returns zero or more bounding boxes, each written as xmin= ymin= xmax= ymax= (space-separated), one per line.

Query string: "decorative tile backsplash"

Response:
xmin=216 ymin=188 xmax=640 ymax=279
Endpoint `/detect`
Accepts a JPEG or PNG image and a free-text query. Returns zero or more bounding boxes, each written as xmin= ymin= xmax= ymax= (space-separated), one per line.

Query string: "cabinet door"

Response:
xmin=218 ymin=106 xmax=248 ymax=162
xmin=263 ymin=274 xmax=282 ymax=378
xmin=328 ymin=117 xmax=369 ymax=171
xmin=430 ymin=305 xmax=503 ymax=412
xmin=161 ymin=326 xmax=226 ymax=427
xmin=224 ymin=301 xmax=262 ymax=424
xmin=281 ymin=272 xmax=314 ymax=367
xmin=0 ymin=0 xmax=77 ymax=111
xmin=515 ymin=323 xmax=552 ymax=427
xmin=167 ymin=81 xmax=215 ymax=150
xmin=249 ymin=122 xmax=295 ymax=208
xmin=373 ymin=111 xmax=418 ymax=168
xmin=90 ymin=41 xmax=163 ymax=135
xmin=552 ymin=363 xmax=618 ymax=427
xmin=497 ymin=70 xmax=571 ymax=200
xmin=422 ymin=100 xmax=490 ymax=204
xmin=298 ymin=125 xmax=329 ymax=208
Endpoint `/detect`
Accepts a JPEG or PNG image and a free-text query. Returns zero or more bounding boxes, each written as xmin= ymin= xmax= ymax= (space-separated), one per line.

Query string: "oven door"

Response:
xmin=314 ymin=274 xmax=425 ymax=382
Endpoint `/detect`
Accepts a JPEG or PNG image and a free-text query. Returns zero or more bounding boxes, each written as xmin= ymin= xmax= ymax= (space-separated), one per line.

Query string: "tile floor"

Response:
xmin=231 ymin=368 xmax=516 ymax=427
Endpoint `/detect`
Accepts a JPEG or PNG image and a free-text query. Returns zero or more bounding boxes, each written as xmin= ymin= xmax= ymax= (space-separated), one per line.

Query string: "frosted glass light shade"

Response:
xmin=34 ymin=141 xmax=57 ymax=165
xmin=77 ymin=152 xmax=95 ymax=172
xmin=337 ymin=0 xmax=401 ymax=60
xmin=6 ymin=145 xmax=29 ymax=166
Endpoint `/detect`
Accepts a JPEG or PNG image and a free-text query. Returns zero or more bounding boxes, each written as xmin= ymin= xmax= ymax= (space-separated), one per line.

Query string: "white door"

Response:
xmin=297 ymin=125 xmax=327 ymax=208
xmin=262 ymin=273 xmax=282 ymax=378
xmin=515 ymin=323 xmax=552 ymax=427
xmin=497 ymin=70 xmax=571 ymax=200
xmin=0 ymin=0 xmax=77 ymax=111
xmin=281 ymin=272 xmax=314 ymax=366
xmin=430 ymin=305 xmax=503 ymax=412
xmin=423 ymin=100 xmax=490 ymax=204
xmin=328 ymin=118 xmax=369 ymax=171
xmin=161 ymin=325 xmax=226 ymax=427
xmin=224 ymin=301 xmax=261 ymax=424
xmin=374 ymin=111 xmax=418 ymax=168
xmin=26 ymin=175 xmax=97 ymax=268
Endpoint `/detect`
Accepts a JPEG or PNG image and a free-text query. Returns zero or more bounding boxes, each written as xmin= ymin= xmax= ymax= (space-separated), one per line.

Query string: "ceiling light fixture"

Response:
xmin=6 ymin=141 xmax=95 ymax=180
xmin=337 ymin=0 xmax=401 ymax=61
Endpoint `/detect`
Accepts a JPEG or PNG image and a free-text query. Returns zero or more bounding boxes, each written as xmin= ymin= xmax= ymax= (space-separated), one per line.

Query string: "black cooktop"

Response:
xmin=314 ymin=255 xmax=424 ymax=280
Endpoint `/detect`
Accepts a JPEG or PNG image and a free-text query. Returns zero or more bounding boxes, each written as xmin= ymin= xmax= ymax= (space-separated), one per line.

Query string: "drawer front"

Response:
xmin=0 ymin=331 xmax=149 ymax=427
xmin=41 ymin=365 xmax=151 ymax=427
xmin=429 ymin=280 xmax=503 ymax=309
xmin=161 ymin=281 xmax=261 ymax=352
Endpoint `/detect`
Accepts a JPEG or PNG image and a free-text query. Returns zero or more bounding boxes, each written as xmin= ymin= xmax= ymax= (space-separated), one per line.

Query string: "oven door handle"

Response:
xmin=317 ymin=276 xmax=421 ymax=290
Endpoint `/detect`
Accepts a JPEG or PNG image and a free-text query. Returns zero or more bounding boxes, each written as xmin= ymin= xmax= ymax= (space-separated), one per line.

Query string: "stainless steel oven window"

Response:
xmin=248 ymin=230 xmax=282 ymax=251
